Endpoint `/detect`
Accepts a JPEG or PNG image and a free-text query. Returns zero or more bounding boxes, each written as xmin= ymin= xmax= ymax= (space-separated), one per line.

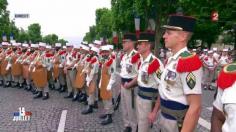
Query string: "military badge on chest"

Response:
xmin=126 ymin=63 xmax=132 ymax=73
xmin=186 ymin=72 xmax=196 ymax=89
xmin=141 ymin=71 xmax=149 ymax=84
xmin=164 ymin=69 xmax=177 ymax=86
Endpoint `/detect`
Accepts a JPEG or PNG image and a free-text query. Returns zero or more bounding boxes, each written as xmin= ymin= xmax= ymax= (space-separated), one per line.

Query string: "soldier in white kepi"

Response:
xmin=218 ymin=49 xmax=231 ymax=71
xmin=1 ymin=42 xmax=13 ymax=88
xmin=11 ymin=42 xmax=24 ymax=88
xmin=211 ymin=62 xmax=236 ymax=132
xmin=212 ymin=47 xmax=220 ymax=81
xmin=32 ymin=42 xmax=50 ymax=100
xmin=152 ymin=14 xmax=203 ymax=132
xmin=203 ymin=50 xmax=217 ymax=90
xmin=93 ymin=40 xmax=102 ymax=107
xmin=98 ymin=45 xmax=116 ymax=125
xmin=45 ymin=45 xmax=54 ymax=90
xmin=119 ymin=33 xmax=139 ymax=132
xmin=73 ymin=44 xmax=90 ymax=103
xmin=81 ymin=45 xmax=99 ymax=114
xmin=52 ymin=43 xmax=67 ymax=92
xmin=63 ymin=43 xmax=76 ymax=99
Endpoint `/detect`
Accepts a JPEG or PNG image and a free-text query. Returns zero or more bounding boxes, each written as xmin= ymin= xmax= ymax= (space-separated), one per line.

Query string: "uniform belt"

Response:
xmin=137 ymin=86 xmax=158 ymax=100
xmin=121 ymin=78 xmax=132 ymax=85
xmin=67 ymin=68 xmax=73 ymax=70
xmin=160 ymin=98 xmax=189 ymax=131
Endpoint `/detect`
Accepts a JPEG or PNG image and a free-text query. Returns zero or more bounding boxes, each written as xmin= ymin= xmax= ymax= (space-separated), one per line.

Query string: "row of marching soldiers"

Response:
xmin=0 ymin=40 xmax=119 ymax=125
xmin=0 ymin=41 xmax=60 ymax=100
xmin=197 ymin=48 xmax=233 ymax=90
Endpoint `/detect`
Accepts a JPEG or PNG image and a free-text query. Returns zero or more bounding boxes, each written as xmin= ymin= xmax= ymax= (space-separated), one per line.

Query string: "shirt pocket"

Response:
xmin=164 ymin=69 xmax=177 ymax=86
xmin=126 ymin=63 xmax=133 ymax=73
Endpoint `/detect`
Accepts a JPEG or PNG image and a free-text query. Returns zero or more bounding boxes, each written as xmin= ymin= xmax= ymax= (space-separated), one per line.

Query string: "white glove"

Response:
xmin=32 ymin=67 xmax=36 ymax=72
xmin=59 ymin=64 xmax=63 ymax=68
xmin=47 ymin=67 xmax=51 ymax=71
xmin=86 ymin=81 xmax=90 ymax=87
xmin=6 ymin=63 xmax=12 ymax=71
xmin=74 ymin=63 xmax=78 ymax=68
xmin=99 ymin=80 xmax=101 ymax=89
xmin=86 ymin=76 xmax=90 ymax=81
xmin=107 ymin=84 xmax=112 ymax=91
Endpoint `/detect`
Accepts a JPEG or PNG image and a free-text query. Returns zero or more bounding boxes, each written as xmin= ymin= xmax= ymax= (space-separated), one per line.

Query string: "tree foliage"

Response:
xmin=83 ymin=0 xmax=236 ymax=51
xmin=27 ymin=23 xmax=42 ymax=43
xmin=42 ymin=34 xmax=59 ymax=45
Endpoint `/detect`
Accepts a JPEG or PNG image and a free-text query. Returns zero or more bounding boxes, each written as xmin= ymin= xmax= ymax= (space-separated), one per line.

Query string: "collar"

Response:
xmin=126 ymin=49 xmax=136 ymax=58
xmin=141 ymin=53 xmax=153 ymax=63
xmin=170 ymin=47 xmax=188 ymax=60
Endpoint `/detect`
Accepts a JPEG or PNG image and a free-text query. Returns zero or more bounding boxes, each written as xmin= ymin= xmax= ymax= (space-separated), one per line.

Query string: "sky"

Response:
xmin=7 ymin=0 xmax=111 ymax=44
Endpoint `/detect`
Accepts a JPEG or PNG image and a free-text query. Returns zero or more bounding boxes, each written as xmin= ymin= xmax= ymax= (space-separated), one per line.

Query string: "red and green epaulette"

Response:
xmin=17 ymin=51 xmax=23 ymax=55
xmin=86 ymin=57 xmax=91 ymax=62
xmin=111 ymin=54 xmax=116 ymax=59
xmin=45 ymin=53 xmax=54 ymax=57
xmin=90 ymin=57 xmax=97 ymax=64
xmin=77 ymin=54 xmax=81 ymax=59
xmin=176 ymin=51 xmax=202 ymax=73
xmin=131 ymin=52 xmax=140 ymax=64
xmin=147 ymin=56 xmax=160 ymax=75
xmin=106 ymin=58 xmax=113 ymax=67
xmin=217 ymin=63 xmax=236 ymax=90
xmin=59 ymin=50 xmax=66 ymax=55
xmin=7 ymin=50 xmax=12 ymax=55
xmin=26 ymin=51 xmax=31 ymax=56
xmin=72 ymin=51 xmax=77 ymax=58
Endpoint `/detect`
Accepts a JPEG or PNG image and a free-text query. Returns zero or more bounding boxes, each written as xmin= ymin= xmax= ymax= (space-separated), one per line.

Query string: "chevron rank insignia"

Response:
xmin=186 ymin=72 xmax=196 ymax=89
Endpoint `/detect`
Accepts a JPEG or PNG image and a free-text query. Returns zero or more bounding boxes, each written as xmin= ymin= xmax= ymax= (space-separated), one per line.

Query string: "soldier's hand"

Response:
xmin=123 ymin=82 xmax=130 ymax=89
xmin=63 ymin=68 xmax=67 ymax=74
xmin=148 ymin=111 xmax=157 ymax=124
xmin=86 ymin=81 xmax=90 ymax=87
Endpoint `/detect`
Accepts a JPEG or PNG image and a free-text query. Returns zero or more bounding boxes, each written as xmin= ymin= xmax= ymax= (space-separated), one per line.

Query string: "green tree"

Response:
xmin=96 ymin=8 xmax=113 ymax=40
xmin=111 ymin=0 xmax=176 ymax=53
xmin=0 ymin=0 xmax=11 ymax=41
xmin=177 ymin=0 xmax=236 ymax=49
xmin=17 ymin=28 xmax=29 ymax=43
xmin=84 ymin=0 xmax=236 ymax=51
xmin=111 ymin=0 xmax=136 ymax=32
xmin=42 ymin=34 xmax=58 ymax=45
xmin=28 ymin=23 xmax=42 ymax=43
xmin=83 ymin=25 xmax=97 ymax=43
xmin=58 ymin=38 xmax=68 ymax=45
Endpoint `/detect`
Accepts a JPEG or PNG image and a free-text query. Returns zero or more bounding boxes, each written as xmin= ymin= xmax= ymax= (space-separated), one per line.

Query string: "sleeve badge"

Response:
xmin=186 ymin=72 xmax=196 ymax=89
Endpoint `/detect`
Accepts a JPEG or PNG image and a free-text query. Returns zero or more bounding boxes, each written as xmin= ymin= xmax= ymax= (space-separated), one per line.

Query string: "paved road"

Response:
xmin=0 ymin=81 xmax=216 ymax=132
